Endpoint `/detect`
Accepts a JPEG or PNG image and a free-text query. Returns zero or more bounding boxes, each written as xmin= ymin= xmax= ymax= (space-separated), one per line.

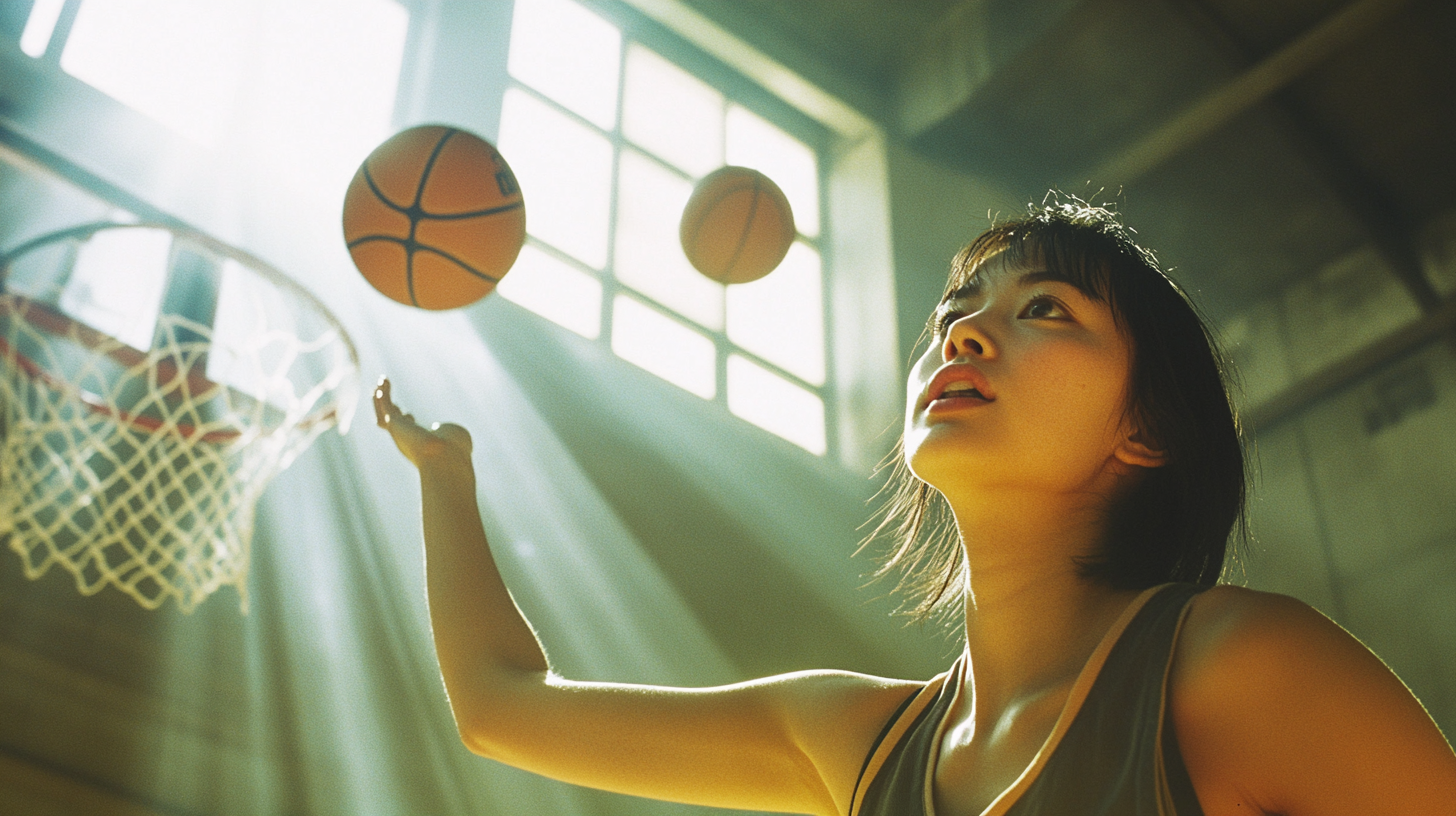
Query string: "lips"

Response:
xmin=925 ymin=363 xmax=996 ymax=407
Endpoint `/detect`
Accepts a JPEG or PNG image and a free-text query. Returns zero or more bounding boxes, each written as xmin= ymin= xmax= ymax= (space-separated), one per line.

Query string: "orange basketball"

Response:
xmin=679 ymin=166 xmax=795 ymax=284
xmin=342 ymin=125 xmax=526 ymax=310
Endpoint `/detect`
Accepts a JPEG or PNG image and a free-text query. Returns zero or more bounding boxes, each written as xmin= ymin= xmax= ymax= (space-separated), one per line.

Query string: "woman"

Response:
xmin=375 ymin=200 xmax=1456 ymax=815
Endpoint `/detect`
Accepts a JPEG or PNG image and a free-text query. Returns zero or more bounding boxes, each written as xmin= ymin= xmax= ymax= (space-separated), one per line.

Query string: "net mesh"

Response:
xmin=0 ymin=224 xmax=357 ymax=612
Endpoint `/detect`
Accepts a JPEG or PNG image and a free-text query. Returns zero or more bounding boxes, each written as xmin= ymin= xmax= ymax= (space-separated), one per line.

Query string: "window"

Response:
xmin=496 ymin=0 xmax=829 ymax=455
xmin=19 ymin=0 xmax=409 ymax=196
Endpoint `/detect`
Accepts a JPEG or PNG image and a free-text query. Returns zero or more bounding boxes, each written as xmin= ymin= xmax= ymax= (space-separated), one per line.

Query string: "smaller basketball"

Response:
xmin=679 ymin=166 xmax=795 ymax=285
xmin=342 ymin=125 xmax=526 ymax=310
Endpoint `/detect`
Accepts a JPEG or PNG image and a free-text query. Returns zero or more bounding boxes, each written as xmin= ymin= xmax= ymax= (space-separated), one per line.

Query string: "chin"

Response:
xmin=905 ymin=431 xmax=997 ymax=490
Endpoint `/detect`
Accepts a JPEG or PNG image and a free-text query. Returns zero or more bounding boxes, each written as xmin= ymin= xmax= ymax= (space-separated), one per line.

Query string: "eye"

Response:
xmin=1020 ymin=295 xmax=1067 ymax=320
xmin=931 ymin=307 xmax=962 ymax=337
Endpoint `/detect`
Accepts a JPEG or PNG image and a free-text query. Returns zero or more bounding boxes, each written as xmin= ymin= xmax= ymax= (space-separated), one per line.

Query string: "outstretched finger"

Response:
xmin=374 ymin=377 xmax=396 ymax=428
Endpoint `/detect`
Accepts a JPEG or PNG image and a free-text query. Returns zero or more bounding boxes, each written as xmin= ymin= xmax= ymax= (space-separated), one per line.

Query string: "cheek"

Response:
xmin=1021 ymin=352 xmax=1130 ymax=438
xmin=904 ymin=352 xmax=937 ymax=416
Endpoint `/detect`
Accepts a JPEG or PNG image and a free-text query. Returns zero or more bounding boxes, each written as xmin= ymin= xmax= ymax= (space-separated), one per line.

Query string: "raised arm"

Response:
xmin=373 ymin=379 xmax=918 ymax=816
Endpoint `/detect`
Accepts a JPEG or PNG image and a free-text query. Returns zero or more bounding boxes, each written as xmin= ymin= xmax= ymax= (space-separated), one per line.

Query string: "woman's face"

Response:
xmin=904 ymin=251 xmax=1148 ymax=501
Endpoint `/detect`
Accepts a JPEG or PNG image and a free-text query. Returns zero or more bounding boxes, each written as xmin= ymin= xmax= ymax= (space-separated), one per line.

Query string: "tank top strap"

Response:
xmin=849 ymin=651 xmax=964 ymax=816
xmin=852 ymin=583 xmax=1206 ymax=816
xmin=997 ymin=582 xmax=1204 ymax=816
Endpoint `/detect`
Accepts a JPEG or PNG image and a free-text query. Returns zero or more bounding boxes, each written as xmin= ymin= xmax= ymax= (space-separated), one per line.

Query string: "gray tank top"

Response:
xmin=851 ymin=583 xmax=1205 ymax=816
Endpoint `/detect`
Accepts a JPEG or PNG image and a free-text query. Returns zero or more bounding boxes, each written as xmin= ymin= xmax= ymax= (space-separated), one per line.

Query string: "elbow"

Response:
xmin=452 ymin=703 xmax=514 ymax=760
xmin=445 ymin=670 xmax=549 ymax=761
xmin=455 ymin=718 xmax=500 ymax=759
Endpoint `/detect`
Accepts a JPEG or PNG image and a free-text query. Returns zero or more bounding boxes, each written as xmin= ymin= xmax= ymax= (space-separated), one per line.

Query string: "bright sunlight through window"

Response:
xmin=19 ymin=0 xmax=65 ymax=57
xmin=612 ymin=295 xmax=716 ymax=399
xmin=728 ymin=355 xmax=826 ymax=455
xmin=499 ymin=88 xmax=614 ymax=270
xmin=502 ymin=0 xmax=828 ymax=454
xmin=615 ymin=149 xmax=725 ymax=331
xmin=58 ymin=227 xmax=170 ymax=352
xmin=52 ymin=0 xmax=407 ymax=193
xmin=498 ymin=244 xmax=604 ymax=339
xmin=506 ymin=0 xmax=621 ymax=130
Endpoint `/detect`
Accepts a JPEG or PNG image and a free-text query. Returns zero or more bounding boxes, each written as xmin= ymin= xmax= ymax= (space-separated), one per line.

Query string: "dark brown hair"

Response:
xmin=864 ymin=196 xmax=1247 ymax=620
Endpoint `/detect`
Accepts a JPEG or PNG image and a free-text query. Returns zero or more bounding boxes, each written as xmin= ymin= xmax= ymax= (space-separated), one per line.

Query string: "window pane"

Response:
xmin=21 ymin=0 xmax=66 ymax=58
xmin=500 ymin=88 xmax=613 ymax=269
xmin=61 ymin=0 xmax=252 ymax=146
xmin=209 ymin=257 xmax=294 ymax=406
xmin=615 ymin=149 xmax=724 ymax=330
xmin=611 ymin=295 xmax=715 ymax=399
xmin=726 ymin=241 xmax=824 ymax=385
xmin=728 ymin=355 xmax=825 ymax=454
xmin=507 ymin=0 xmax=621 ymax=130
xmin=498 ymin=243 xmax=603 ymax=338
xmin=58 ymin=0 xmax=406 ymax=190
xmin=58 ymin=227 xmax=171 ymax=351
xmin=246 ymin=0 xmax=408 ymax=193
xmin=726 ymin=105 xmax=819 ymax=238
xmin=622 ymin=44 xmax=723 ymax=177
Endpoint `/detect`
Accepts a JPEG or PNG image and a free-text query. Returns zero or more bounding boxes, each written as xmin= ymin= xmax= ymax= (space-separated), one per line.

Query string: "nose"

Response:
xmin=942 ymin=313 xmax=995 ymax=361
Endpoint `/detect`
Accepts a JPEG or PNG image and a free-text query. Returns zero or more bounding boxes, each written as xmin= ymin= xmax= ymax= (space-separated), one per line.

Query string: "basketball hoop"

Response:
xmin=0 ymin=222 xmax=358 ymax=613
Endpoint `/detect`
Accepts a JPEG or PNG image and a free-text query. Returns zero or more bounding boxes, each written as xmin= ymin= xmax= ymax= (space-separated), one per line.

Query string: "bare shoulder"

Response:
xmin=1173 ymin=584 xmax=1336 ymax=675
xmin=1169 ymin=585 xmax=1456 ymax=816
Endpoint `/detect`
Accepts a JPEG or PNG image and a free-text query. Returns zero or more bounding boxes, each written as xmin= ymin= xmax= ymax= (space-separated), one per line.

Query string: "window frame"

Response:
xmin=501 ymin=0 xmax=839 ymax=457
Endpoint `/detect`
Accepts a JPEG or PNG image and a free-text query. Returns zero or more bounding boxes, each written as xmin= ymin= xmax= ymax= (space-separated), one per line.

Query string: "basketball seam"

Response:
xmin=360 ymin=164 xmax=410 ymax=214
xmin=407 ymin=130 xmax=458 ymax=306
xmin=413 ymin=128 xmax=457 ymax=209
xmin=350 ymin=235 xmax=504 ymax=284
xmin=359 ymin=159 xmax=522 ymax=221
xmin=421 ymin=201 xmax=524 ymax=220
xmin=720 ymin=176 xmax=762 ymax=282
xmin=686 ymin=176 xmax=750 ymax=251
xmin=346 ymin=233 xmax=405 ymax=250
xmin=413 ymin=245 xmax=504 ymax=283
xmin=345 ymin=219 xmax=518 ymax=254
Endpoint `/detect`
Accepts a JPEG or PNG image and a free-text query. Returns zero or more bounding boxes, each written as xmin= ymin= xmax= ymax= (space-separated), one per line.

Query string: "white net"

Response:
xmin=0 ymin=224 xmax=358 ymax=612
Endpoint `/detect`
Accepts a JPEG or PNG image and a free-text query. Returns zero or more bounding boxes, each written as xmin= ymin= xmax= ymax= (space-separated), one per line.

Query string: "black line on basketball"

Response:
xmin=362 ymin=165 xmax=411 ymax=214
xmin=406 ymin=240 xmax=418 ymax=306
xmin=414 ymin=245 xmax=504 ymax=283
xmin=722 ymin=178 xmax=761 ymax=280
xmin=418 ymin=201 xmax=524 ymax=220
xmin=347 ymin=234 xmax=410 ymax=250
xmin=413 ymin=129 xmax=457 ymax=210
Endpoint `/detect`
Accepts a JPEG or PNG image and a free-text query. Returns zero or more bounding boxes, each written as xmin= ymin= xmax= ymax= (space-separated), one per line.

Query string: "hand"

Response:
xmin=374 ymin=377 xmax=473 ymax=468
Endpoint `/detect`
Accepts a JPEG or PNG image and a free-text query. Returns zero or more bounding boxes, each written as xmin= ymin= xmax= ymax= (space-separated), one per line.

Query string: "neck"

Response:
xmin=948 ymin=487 xmax=1139 ymax=716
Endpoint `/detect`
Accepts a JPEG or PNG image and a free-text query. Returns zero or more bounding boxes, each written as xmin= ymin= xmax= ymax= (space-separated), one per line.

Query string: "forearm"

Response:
xmin=417 ymin=451 xmax=549 ymax=723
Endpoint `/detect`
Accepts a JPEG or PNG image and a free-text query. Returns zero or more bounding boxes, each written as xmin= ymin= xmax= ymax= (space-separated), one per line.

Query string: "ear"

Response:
xmin=1113 ymin=422 xmax=1168 ymax=469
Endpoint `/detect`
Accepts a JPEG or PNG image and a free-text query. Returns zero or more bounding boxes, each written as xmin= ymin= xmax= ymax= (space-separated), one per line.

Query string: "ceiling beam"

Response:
xmin=895 ymin=0 xmax=1084 ymax=138
xmin=1153 ymin=0 xmax=1453 ymax=431
xmin=1090 ymin=0 xmax=1410 ymax=186
xmin=1161 ymin=0 xmax=1441 ymax=313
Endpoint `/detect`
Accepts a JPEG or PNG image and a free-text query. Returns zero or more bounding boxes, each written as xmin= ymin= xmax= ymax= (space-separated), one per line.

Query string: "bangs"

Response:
xmin=943 ymin=224 xmax=1118 ymax=318
xmin=937 ymin=201 xmax=1167 ymax=335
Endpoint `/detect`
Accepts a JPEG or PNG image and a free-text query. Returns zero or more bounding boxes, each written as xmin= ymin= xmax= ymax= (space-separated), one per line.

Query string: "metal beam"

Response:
xmin=1091 ymin=0 xmax=1411 ymax=186
xmin=1163 ymin=0 xmax=1441 ymax=314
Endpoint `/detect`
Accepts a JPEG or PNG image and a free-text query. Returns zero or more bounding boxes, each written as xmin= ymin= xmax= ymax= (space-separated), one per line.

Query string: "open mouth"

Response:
xmin=934 ymin=383 xmax=989 ymax=401
xmin=925 ymin=363 xmax=995 ymax=407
